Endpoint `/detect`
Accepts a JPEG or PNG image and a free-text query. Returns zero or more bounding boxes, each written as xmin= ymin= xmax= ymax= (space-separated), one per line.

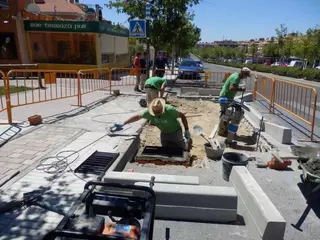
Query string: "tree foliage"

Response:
xmin=194 ymin=24 xmax=320 ymax=66
xmin=105 ymin=0 xmax=201 ymax=58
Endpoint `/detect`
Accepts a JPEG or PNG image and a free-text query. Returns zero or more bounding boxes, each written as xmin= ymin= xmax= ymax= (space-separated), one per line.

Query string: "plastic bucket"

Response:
xmin=204 ymin=143 xmax=223 ymax=160
xmin=222 ymin=152 xmax=248 ymax=181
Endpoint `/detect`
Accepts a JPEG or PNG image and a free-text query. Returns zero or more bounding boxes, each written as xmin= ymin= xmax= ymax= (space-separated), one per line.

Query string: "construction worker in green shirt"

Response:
xmin=218 ymin=67 xmax=251 ymax=136
xmin=144 ymin=76 xmax=167 ymax=105
xmin=114 ymin=98 xmax=190 ymax=150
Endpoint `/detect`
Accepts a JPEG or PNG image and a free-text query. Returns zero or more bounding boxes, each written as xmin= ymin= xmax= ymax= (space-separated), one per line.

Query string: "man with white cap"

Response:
xmin=114 ymin=98 xmax=190 ymax=149
xmin=218 ymin=67 xmax=251 ymax=136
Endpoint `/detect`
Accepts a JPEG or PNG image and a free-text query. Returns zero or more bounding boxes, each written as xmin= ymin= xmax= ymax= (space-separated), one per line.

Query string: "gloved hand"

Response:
xmin=184 ymin=130 xmax=190 ymax=139
xmin=114 ymin=122 xmax=124 ymax=129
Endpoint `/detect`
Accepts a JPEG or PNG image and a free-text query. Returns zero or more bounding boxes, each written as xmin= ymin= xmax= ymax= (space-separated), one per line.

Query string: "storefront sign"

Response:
xmin=25 ymin=21 xmax=93 ymax=32
xmin=24 ymin=21 xmax=129 ymax=37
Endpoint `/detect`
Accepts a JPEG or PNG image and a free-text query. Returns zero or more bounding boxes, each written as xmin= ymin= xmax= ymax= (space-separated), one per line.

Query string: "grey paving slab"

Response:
xmin=0 ymin=128 xmax=136 ymax=239
xmin=0 ymin=125 xmax=85 ymax=188
xmin=55 ymin=95 xmax=147 ymax=133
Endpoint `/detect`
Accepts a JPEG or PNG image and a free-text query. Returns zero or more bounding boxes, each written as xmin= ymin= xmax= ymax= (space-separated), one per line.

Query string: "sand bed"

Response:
xmin=140 ymin=97 xmax=258 ymax=163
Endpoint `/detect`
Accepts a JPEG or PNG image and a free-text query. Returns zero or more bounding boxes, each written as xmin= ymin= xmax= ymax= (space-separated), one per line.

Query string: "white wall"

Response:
xmin=99 ymin=34 xmax=128 ymax=54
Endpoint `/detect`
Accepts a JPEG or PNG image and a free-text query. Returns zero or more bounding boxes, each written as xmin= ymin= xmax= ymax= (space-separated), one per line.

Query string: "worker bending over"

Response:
xmin=114 ymin=98 xmax=190 ymax=149
xmin=218 ymin=67 xmax=251 ymax=136
xmin=144 ymin=76 xmax=167 ymax=105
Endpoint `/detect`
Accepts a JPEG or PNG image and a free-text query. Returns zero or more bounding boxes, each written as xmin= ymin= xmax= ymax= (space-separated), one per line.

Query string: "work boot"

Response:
xmin=134 ymin=86 xmax=141 ymax=92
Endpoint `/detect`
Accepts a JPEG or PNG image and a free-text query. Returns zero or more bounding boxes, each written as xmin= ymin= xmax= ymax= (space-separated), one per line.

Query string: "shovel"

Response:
xmin=193 ymin=125 xmax=213 ymax=147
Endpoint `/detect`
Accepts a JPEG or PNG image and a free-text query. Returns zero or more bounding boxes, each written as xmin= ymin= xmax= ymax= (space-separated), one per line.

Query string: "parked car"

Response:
xmin=288 ymin=60 xmax=303 ymax=69
xmin=244 ymin=59 xmax=253 ymax=64
xmin=178 ymin=60 xmax=204 ymax=80
xmin=271 ymin=62 xmax=287 ymax=67
xmin=315 ymin=66 xmax=320 ymax=70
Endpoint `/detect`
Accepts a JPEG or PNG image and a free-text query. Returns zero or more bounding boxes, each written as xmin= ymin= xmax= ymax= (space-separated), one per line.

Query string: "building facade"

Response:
xmin=0 ymin=0 xmax=130 ymax=71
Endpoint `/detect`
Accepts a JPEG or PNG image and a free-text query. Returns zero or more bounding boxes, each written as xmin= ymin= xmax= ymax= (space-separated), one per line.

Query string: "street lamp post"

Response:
xmin=146 ymin=1 xmax=151 ymax=78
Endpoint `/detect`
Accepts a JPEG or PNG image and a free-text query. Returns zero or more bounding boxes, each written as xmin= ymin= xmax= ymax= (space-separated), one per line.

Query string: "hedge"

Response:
xmin=199 ymin=57 xmax=320 ymax=82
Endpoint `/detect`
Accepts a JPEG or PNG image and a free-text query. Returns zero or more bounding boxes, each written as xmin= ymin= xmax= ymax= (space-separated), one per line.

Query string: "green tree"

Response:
xmin=275 ymin=24 xmax=288 ymax=59
xmin=262 ymin=42 xmax=279 ymax=60
xmin=106 ymin=0 xmax=200 ymax=61
xmin=248 ymin=44 xmax=258 ymax=58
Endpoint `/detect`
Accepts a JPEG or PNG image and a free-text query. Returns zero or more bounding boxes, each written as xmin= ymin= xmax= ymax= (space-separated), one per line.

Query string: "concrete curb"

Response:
xmin=135 ymin=182 xmax=238 ymax=223
xmin=105 ymin=172 xmax=199 ymax=185
xmin=108 ymin=135 xmax=141 ymax=172
xmin=230 ymin=166 xmax=286 ymax=240
xmin=244 ymin=103 xmax=292 ymax=144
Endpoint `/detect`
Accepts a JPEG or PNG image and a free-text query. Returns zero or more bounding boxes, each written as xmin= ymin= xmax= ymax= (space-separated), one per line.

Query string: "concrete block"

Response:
xmin=234 ymin=92 xmax=254 ymax=102
xmin=198 ymin=88 xmax=220 ymax=96
xmin=135 ymin=182 xmax=237 ymax=223
xmin=154 ymin=205 xmax=237 ymax=223
xmin=104 ymin=172 xmax=200 ymax=185
xmin=264 ymin=121 xmax=292 ymax=144
xmin=180 ymin=87 xmax=199 ymax=94
xmin=230 ymin=166 xmax=286 ymax=240
xmin=244 ymin=103 xmax=265 ymax=130
xmin=108 ymin=135 xmax=140 ymax=172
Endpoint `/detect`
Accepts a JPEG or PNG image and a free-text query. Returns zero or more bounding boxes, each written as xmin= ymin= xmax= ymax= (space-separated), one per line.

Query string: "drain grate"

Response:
xmin=74 ymin=151 xmax=119 ymax=175
xmin=141 ymin=146 xmax=183 ymax=157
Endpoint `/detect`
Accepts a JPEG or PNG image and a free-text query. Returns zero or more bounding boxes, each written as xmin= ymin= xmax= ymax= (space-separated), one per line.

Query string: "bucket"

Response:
xmin=204 ymin=143 xmax=224 ymax=160
xmin=222 ymin=152 xmax=248 ymax=181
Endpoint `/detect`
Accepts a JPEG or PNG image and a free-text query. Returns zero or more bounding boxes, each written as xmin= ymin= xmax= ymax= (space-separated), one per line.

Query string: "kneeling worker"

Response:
xmin=114 ymin=98 xmax=190 ymax=149
xmin=218 ymin=67 xmax=250 ymax=136
xmin=144 ymin=76 xmax=167 ymax=105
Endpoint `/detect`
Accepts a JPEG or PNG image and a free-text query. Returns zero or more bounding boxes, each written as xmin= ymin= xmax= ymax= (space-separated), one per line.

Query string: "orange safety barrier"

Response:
xmin=78 ymin=68 xmax=110 ymax=95
xmin=0 ymin=70 xmax=7 ymax=113
xmin=272 ymin=79 xmax=318 ymax=141
xmin=204 ymin=71 xmax=232 ymax=88
xmin=253 ymin=74 xmax=318 ymax=141
xmin=110 ymin=68 xmax=145 ymax=88
xmin=155 ymin=68 xmax=207 ymax=88
xmin=253 ymin=74 xmax=275 ymax=112
xmin=6 ymin=69 xmax=81 ymax=110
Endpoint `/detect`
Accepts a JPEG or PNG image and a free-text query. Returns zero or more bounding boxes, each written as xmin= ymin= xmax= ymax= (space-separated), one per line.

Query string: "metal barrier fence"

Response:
xmin=0 ymin=70 xmax=8 ymax=114
xmin=253 ymin=75 xmax=318 ymax=141
xmin=6 ymin=69 xmax=80 ymax=108
xmin=273 ymin=79 xmax=318 ymax=141
xmin=78 ymin=68 xmax=110 ymax=95
xmin=253 ymin=75 xmax=275 ymax=112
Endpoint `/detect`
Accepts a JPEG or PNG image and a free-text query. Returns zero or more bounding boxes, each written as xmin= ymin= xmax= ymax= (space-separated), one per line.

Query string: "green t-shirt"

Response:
xmin=219 ymin=72 xmax=240 ymax=100
xmin=144 ymin=77 xmax=166 ymax=90
xmin=141 ymin=104 xmax=181 ymax=133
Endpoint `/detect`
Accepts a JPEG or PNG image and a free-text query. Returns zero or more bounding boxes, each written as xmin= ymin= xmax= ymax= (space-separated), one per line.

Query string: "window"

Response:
xmin=0 ymin=33 xmax=17 ymax=59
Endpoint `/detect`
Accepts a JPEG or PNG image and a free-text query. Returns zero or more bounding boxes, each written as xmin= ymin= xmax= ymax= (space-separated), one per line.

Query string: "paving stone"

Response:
xmin=6 ymin=158 xmax=24 ymax=164
xmin=6 ymin=163 xmax=22 ymax=169
xmin=13 ymin=149 xmax=25 ymax=153
xmin=9 ymin=153 xmax=22 ymax=158
xmin=22 ymin=150 xmax=37 ymax=155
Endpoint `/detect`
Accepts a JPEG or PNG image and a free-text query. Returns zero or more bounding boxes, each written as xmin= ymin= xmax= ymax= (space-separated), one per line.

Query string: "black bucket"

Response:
xmin=222 ymin=152 xmax=248 ymax=181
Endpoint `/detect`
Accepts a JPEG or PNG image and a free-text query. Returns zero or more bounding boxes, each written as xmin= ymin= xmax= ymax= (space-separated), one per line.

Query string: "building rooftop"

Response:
xmin=35 ymin=0 xmax=84 ymax=15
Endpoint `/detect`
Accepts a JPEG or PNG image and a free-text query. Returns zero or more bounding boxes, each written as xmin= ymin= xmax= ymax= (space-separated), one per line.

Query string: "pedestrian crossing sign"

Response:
xmin=129 ymin=19 xmax=146 ymax=38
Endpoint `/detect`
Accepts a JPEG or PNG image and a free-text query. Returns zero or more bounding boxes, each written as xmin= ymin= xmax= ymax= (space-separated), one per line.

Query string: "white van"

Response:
xmin=288 ymin=60 xmax=303 ymax=68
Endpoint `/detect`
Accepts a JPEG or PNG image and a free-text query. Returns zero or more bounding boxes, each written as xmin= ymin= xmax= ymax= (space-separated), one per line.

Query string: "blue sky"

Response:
xmin=80 ymin=0 xmax=320 ymax=41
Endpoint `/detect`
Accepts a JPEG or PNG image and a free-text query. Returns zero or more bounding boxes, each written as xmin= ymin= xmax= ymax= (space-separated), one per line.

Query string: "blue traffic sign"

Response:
xmin=129 ymin=19 xmax=146 ymax=38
